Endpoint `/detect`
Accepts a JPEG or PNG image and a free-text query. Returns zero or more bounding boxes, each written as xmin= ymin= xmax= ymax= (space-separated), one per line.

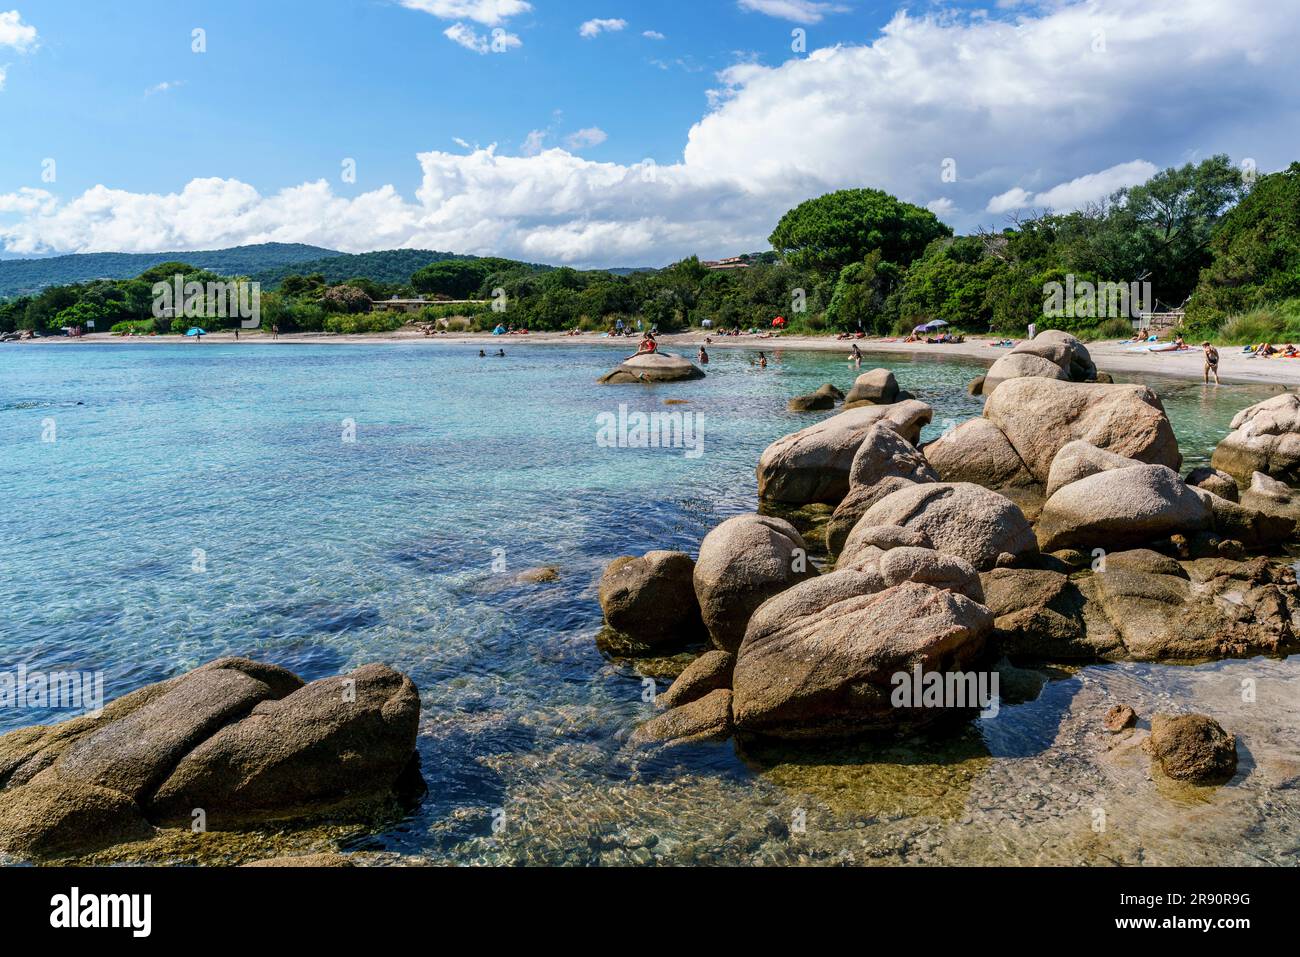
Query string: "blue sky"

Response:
xmin=1 ymin=0 xmax=1297 ymax=266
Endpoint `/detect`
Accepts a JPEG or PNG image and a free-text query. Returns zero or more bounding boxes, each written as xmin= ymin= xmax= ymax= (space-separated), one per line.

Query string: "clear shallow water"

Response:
xmin=1 ymin=342 xmax=1297 ymax=865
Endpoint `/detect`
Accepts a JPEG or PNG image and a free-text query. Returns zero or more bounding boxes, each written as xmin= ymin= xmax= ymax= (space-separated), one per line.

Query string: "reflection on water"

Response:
xmin=0 ymin=343 xmax=1296 ymax=865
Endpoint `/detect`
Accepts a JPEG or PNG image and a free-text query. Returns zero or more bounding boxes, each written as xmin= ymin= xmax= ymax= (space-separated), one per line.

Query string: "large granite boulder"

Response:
xmin=984 ymin=378 xmax=1182 ymax=484
xmin=823 ymin=424 xmax=938 ymax=554
xmin=1011 ymin=330 xmax=1097 ymax=381
xmin=693 ymin=515 xmax=817 ymax=652
xmin=826 ymin=475 xmax=919 ymax=556
xmin=599 ymin=550 xmax=705 ymax=648
xmin=922 ymin=417 xmax=1042 ymax=514
xmin=148 ymin=664 xmax=420 ymax=826
xmin=598 ymin=352 xmax=706 ymax=384
xmin=843 ymin=368 xmax=900 ymax=408
xmin=1211 ymin=392 xmax=1300 ymax=484
xmin=756 ymin=400 xmax=932 ymax=505
xmin=731 ymin=579 xmax=993 ymax=739
xmin=1044 ymin=441 xmax=1143 ymax=499
xmin=848 ymin=422 xmax=939 ymax=488
xmin=1036 ymin=464 xmax=1211 ymax=552
xmin=0 ymin=658 xmax=422 ymax=860
xmin=841 ymin=482 xmax=1037 ymax=572
xmin=983 ymin=352 xmax=1067 ymax=395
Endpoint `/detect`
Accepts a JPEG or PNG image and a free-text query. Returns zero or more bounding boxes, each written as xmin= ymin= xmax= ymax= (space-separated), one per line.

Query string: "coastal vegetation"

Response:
xmin=3 ymin=158 xmax=1297 ymax=345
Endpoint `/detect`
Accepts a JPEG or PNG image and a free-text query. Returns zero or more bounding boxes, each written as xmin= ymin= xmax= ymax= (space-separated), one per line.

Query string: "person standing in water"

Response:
xmin=1203 ymin=341 xmax=1221 ymax=384
xmin=851 ymin=343 xmax=862 ymax=368
xmin=757 ymin=351 xmax=768 ymax=368
xmin=697 ymin=346 xmax=709 ymax=365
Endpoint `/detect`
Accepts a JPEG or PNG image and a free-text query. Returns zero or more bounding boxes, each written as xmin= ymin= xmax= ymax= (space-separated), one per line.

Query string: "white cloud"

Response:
xmin=643 ymin=30 xmax=666 ymax=40
xmin=443 ymin=22 xmax=521 ymax=53
xmin=398 ymin=0 xmax=531 ymax=27
xmin=565 ymin=127 xmax=608 ymax=150
xmin=0 ymin=10 xmax=38 ymax=51
xmin=145 ymin=80 xmax=184 ymax=96
xmin=985 ymin=187 xmax=1034 ymax=215
xmin=579 ymin=18 xmax=627 ymax=39
xmin=521 ymin=129 xmax=547 ymax=155
xmin=2 ymin=0 xmax=1296 ymax=267
xmin=737 ymin=0 xmax=849 ymax=24
xmin=0 ymin=65 xmax=6 ymax=92
xmin=985 ymin=161 xmax=1158 ymax=214
xmin=925 ymin=198 xmax=956 ymax=217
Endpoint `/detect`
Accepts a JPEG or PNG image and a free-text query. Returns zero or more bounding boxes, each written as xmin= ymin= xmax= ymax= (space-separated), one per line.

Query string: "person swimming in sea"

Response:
xmin=757 ymin=351 xmax=768 ymax=368
xmin=479 ymin=350 xmax=487 ymax=357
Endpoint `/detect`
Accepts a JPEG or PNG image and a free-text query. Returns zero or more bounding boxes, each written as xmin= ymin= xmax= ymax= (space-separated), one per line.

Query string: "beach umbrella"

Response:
xmin=185 ymin=328 xmax=206 ymax=336
xmin=913 ymin=324 xmax=931 ymax=334
xmin=927 ymin=319 xmax=950 ymax=328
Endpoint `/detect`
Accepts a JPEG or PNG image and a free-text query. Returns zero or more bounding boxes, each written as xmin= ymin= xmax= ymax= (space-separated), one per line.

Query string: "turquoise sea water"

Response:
xmin=2 ymin=342 xmax=1297 ymax=865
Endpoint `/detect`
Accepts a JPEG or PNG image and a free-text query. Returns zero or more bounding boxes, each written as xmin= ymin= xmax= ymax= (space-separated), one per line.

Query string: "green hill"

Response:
xmin=0 ymin=243 xmax=342 ymax=298
xmin=251 ymin=249 xmax=474 ymax=289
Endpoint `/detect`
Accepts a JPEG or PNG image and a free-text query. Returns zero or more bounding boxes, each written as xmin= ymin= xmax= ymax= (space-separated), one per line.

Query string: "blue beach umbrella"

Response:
xmin=185 ymin=328 xmax=206 ymax=337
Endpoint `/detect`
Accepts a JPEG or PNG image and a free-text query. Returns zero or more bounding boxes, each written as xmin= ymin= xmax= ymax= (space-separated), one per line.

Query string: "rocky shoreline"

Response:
xmin=601 ymin=330 xmax=1298 ymax=787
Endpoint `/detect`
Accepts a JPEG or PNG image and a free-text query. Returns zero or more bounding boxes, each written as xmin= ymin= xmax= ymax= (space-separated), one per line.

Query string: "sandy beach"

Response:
xmin=15 ymin=328 xmax=1300 ymax=388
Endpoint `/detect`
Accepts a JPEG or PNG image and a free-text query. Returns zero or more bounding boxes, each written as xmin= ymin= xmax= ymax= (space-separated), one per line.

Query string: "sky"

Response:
xmin=0 ymin=0 xmax=1297 ymax=268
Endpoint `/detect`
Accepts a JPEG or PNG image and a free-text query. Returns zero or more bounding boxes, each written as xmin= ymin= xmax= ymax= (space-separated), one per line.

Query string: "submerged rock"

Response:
xmin=631 ymin=689 xmax=733 ymax=747
xmin=598 ymin=352 xmax=706 ymax=384
xmin=1104 ymin=704 xmax=1138 ymax=733
xmin=788 ymin=392 xmax=836 ymax=412
xmin=693 ymin=514 xmax=817 ymax=653
xmin=657 ymin=650 xmax=735 ymax=710
xmin=756 ymin=400 xmax=932 ymax=505
xmin=599 ymin=550 xmax=705 ymax=649
xmin=0 ymin=658 xmax=422 ymax=860
xmin=1149 ymin=714 xmax=1238 ymax=783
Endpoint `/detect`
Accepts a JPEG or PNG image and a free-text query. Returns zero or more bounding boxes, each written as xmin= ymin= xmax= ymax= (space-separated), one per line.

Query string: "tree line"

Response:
xmin=4 ymin=155 xmax=1296 ymax=343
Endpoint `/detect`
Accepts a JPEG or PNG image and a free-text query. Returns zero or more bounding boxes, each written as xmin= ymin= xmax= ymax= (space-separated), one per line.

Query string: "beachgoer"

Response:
xmin=1028 ymin=321 xmax=1038 ymax=340
xmin=497 ymin=349 xmax=506 ymax=357
xmin=1203 ymin=341 xmax=1220 ymax=384
xmin=698 ymin=347 xmax=709 ymax=365
xmin=758 ymin=351 xmax=768 ymax=369
xmin=479 ymin=350 xmax=487 ymax=357
xmin=272 ymin=324 xmax=280 ymax=340
xmin=851 ymin=343 xmax=862 ymax=368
